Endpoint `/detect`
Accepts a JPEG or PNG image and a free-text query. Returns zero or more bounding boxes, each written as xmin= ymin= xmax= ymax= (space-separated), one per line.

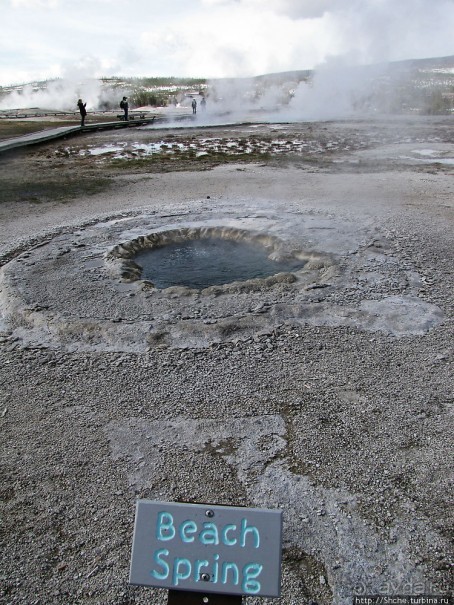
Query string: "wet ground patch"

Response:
xmin=57 ymin=132 xmax=365 ymax=165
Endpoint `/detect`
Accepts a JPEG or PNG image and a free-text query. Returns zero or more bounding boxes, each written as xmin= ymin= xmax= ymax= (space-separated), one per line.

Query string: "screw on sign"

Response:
xmin=129 ymin=500 xmax=283 ymax=604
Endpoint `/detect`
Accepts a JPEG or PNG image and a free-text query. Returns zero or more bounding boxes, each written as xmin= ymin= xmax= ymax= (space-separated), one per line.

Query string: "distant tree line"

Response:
xmin=129 ymin=90 xmax=168 ymax=107
xmin=423 ymin=89 xmax=454 ymax=114
xmin=98 ymin=77 xmax=208 ymax=108
xmin=126 ymin=77 xmax=207 ymax=87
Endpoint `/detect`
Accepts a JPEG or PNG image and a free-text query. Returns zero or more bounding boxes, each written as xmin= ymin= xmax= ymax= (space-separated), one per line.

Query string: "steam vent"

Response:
xmin=0 ymin=205 xmax=443 ymax=351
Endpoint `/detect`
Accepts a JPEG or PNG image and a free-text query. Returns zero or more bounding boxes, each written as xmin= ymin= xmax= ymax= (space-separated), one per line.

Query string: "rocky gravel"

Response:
xmin=0 ymin=116 xmax=453 ymax=605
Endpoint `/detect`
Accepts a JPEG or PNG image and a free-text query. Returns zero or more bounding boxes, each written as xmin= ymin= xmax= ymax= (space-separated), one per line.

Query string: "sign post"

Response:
xmin=129 ymin=500 xmax=283 ymax=603
xmin=167 ymin=589 xmax=242 ymax=604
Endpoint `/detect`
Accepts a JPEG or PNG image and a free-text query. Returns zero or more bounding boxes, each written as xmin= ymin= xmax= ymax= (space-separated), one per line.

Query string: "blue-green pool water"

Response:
xmin=134 ymin=238 xmax=304 ymax=289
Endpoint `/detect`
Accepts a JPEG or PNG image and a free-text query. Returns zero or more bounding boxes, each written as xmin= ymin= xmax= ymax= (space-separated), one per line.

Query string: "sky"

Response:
xmin=1 ymin=0 xmax=454 ymax=86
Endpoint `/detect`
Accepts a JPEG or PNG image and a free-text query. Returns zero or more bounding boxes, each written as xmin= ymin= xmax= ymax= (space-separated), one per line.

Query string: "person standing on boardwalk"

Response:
xmin=120 ymin=96 xmax=129 ymax=121
xmin=191 ymin=98 xmax=197 ymax=114
xmin=77 ymin=99 xmax=87 ymax=126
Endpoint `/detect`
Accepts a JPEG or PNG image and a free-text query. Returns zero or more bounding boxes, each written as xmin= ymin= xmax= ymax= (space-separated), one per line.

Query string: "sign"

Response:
xmin=129 ymin=500 xmax=282 ymax=597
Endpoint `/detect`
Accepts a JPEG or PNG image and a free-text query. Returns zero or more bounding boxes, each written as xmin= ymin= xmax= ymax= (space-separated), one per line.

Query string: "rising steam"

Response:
xmin=0 ymin=76 xmax=132 ymax=112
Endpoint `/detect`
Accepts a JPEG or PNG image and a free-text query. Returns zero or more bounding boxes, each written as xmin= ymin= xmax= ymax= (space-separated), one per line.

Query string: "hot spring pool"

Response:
xmin=134 ymin=237 xmax=305 ymax=289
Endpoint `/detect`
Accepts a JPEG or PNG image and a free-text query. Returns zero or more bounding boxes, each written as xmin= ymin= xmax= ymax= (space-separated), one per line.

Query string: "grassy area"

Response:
xmin=0 ymin=176 xmax=111 ymax=204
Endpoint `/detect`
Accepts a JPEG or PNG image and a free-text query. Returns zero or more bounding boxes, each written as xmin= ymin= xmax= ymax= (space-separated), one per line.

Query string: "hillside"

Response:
xmin=0 ymin=55 xmax=453 ymax=115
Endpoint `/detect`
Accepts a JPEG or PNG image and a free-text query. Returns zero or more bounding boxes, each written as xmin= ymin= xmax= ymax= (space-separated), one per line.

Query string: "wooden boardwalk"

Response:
xmin=0 ymin=117 xmax=156 ymax=155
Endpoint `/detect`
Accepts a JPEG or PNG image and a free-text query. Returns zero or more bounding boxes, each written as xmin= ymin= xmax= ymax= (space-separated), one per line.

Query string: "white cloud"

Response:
xmin=11 ymin=0 xmax=59 ymax=7
xmin=237 ymin=0 xmax=334 ymax=19
xmin=1 ymin=0 xmax=453 ymax=85
xmin=328 ymin=0 xmax=454 ymax=64
xmin=139 ymin=4 xmax=336 ymax=77
xmin=200 ymin=0 xmax=240 ymax=5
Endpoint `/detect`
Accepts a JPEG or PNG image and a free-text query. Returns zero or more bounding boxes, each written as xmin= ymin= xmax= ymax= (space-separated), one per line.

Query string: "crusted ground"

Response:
xmin=0 ymin=116 xmax=453 ymax=604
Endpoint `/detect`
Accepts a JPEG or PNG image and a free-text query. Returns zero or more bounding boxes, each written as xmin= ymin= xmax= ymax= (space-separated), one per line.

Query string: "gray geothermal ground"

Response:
xmin=0 ymin=116 xmax=453 ymax=604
